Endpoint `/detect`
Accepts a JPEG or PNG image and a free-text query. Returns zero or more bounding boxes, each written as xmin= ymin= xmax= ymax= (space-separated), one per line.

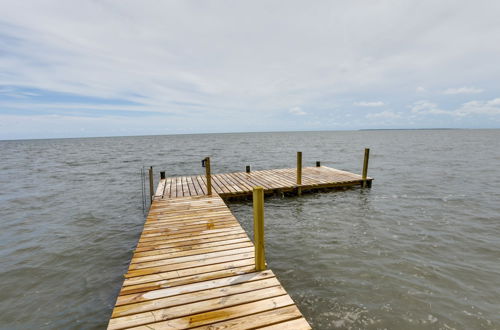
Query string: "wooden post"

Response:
xmin=205 ymin=157 xmax=212 ymax=195
xmin=316 ymin=161 xmax=321 ymax=167
xmin=160 ymin=171 xmax=165 ymax=179
xmin=297 ymin=151 xmax=302 ymax=196
xmin=148 ymin=166 xmax=154 ymax=204
xmin=246 ymin=165 xmax=251 ymax=173
xmin=362 ymin=148 xmax=370 ymax=188
xmin=253 ymin=186 xmax=266 ymax=271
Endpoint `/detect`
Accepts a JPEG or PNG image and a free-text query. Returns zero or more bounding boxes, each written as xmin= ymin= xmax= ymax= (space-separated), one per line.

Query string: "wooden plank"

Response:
xmin=173 ymin=176 xmax=179 ymax=198
xmin=145 ymin=217 xmax=237 ymax=231
xmin=190 ymin=305 xmax=304 ymax=330
xmin=199 ymin=174 xmax=224 ymax=195
xmin=231 ymin=171 xmax=273 ymax=190
xmin=119 ymin=264 xmax=257 ymax=296
xmin=154 ymin=179 xmax=166 ymax=198
xmin=141 ymin=218 xmax=238 ymax=235
xmin=180 ymin=176 xmax=189 ymax=197
xmin=125 ymin=251 xmax=254 ymax=278
xmin=114 ymin=272 xmax=277 ymax=316
xmin=131 ymin=242 xmax=253 ymax=264
xmin=210 ymin=174 xmax=233 ymax=195
xmin=122 ymin=258 xmax=256 ymax=287
xmin=137 ymin=224 xmax=242 ymax=244
xmin=194 ymin=175 xmax=207 ymax=195
xmin=258 ymin=317 xmax=312 ymax=329
xmin=190 ymin=175 xmax=204 ymax=196
xmin=129 ymin=246 xmax=254 ymax=270
xmin=111 ymin=295 xmax=295 ymax=330
xmin=109 ymin=286 xmax=287 ymax=329
xmin=133 ymin=236 xmax=250 ymax=257
xmin=135 ymin=228 xmax=247 ymax=250
xmin=163 ymin=177 xmax=172 ymax=198
xmin=237 ymin=171 xmax=277 ymax=190
xmin=225 ymin=172 xmax=254 ymax=192
xmin=133 ymin=233 xmax=249 ymax=254
xmin=148 ymin=207 xmax=230 ymax=219
xmin=217 ymin=173 xmax=243 ymax=193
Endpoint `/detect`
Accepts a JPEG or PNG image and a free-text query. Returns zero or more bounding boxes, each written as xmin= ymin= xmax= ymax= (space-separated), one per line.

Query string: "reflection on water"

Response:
xmin=0 ymin=130 xmax=499 ymax=329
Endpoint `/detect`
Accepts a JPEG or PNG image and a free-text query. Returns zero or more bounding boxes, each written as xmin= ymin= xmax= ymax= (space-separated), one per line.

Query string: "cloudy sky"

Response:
xmin=1 ymin=1 xmax=500 ymax=139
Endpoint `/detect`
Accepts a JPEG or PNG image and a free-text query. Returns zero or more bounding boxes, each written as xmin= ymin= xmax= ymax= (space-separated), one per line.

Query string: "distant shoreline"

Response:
xmin=2 ymin=127 xmax=499 ymax=142
xmin=358 ymin=128 xmax=466 ymax=131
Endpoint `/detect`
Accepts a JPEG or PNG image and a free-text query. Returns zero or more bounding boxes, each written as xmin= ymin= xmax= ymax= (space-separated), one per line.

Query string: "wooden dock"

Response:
xmin=108 ymin=159 xmax=373 ymax=329
xmin=155 ymin=166 xmax=372 ymax=199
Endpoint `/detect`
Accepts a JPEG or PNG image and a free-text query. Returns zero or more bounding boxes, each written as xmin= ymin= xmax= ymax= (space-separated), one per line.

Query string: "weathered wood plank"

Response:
xmin=189 ymin=305 xmax=305 ymax=330
xmin=259 ymin=317 xmax=312 ymax=329
xmin=115 ymin=295 xmax=295 ymax=330
xmin=114 ymin=273 xmax=278 ymax=317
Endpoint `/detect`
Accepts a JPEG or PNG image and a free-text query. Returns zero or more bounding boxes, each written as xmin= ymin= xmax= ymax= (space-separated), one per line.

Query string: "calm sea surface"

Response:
xmin=0 ymin=130 xmax=499 ymax=329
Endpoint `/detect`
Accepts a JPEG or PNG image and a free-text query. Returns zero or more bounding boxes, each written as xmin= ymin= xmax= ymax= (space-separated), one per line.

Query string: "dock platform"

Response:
xmin=108 ymin=164 xmax=373 ymax=329
xmin=156 ymin=166 xmax=372 ymax=199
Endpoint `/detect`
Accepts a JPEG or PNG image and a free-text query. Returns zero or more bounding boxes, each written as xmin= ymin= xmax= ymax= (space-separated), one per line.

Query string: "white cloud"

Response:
xmin=443 ymin=87 xmax=483 ymax=95
xmin=410 ymin=98 xmax=500 ymax=117
xmin=289 ymin=106 xmax=307 ymax=115
xmin=353 ymin=101 xmax=385 ymax=107
xmin=410 ymin=100 xmax=452 ymax=115
xmin=366 ymin=111 xmax=401 ymax=119
xmin=455 ymin=98 xmax=500 ymax=116
xmin=416 ymin=86 xmax=426 ymax=93
xmin=1 ymin=1 xmax=500 ymax=137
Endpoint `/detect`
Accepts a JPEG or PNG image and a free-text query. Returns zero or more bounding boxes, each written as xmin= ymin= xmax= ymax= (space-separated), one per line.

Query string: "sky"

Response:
xmin=1 ymin=1 xmax=500 ymax=140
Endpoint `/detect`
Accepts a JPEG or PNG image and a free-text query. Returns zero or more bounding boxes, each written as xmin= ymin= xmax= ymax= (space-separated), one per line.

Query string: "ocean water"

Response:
xmin=0 ymin=130 xmax=499 ymax=329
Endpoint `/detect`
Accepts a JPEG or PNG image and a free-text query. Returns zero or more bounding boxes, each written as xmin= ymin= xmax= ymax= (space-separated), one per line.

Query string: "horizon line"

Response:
xmin=1 ymin=127 xmax=499 ymax=142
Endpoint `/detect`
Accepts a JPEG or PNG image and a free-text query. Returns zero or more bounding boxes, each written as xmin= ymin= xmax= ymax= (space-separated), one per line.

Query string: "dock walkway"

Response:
xmin=108 ymin=165 xmax=373 ymax=329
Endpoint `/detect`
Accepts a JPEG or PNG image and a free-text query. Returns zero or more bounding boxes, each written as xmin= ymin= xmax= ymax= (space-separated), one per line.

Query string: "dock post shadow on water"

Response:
xmin=108 ymin=150 xmax=373 ymax=329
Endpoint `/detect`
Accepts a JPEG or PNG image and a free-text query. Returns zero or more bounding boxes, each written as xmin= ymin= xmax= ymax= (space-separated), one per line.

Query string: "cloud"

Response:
xmin=416 ymin=86 xmax=426 ymax=93
xmin=410 ymin=98 xmax=500 ymax=117
xmin=366 ymin=111 xmax=400 ymax=119
xmin=410 ymin=100 xmax=450 ymax=115
xmin=455 ymin=98 xmax=500 ymax=116
xmin=353 ymin=101 xmax=385 ymax=107
xmin=1 ymin=1 xmax=500 ymax=137
xmin=0 ymin=87 xmax=40 ymax=98
xmin=443 ymin=87 xmax=483 ymax=95
xmin=289 ymin=106 xmax=307 ymax=115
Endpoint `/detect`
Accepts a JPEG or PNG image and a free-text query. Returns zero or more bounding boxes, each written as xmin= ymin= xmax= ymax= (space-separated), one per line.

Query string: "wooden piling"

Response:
xmin=246 ymin=165 xmax=251 ymax=173
xmin=362 ymin=148 xmax=370 ymax=188
xmin=316 ymin=161 xmax=321 ymax=167
xmin=297 ymin=152 xmax=302 ymax=196
xmin=253 ymin=186 xmax=265 ymax=271
xmin=148 ymin=166 xmax=154 ymax=204
xmin=205 ymin=157 xmax=212 ymax=195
